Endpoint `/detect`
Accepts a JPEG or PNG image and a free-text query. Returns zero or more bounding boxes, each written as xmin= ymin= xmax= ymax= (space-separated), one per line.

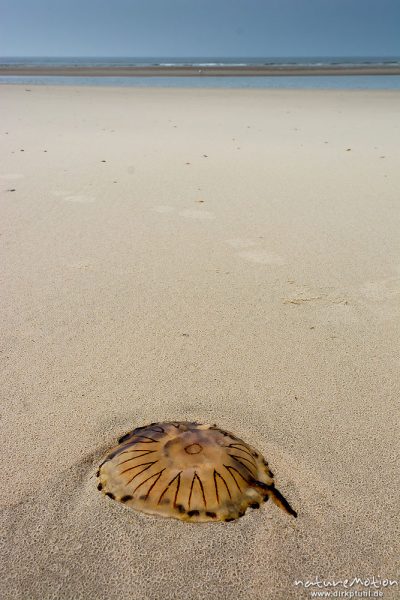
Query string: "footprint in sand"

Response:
xmin=0 ymin=173 xmax=24 ymax=180
xmin=68 ymin=262 xmax=92 ymax=270
xmin=179 ymin=209 xmax=215 ymax=220
xmin=360 ymin=277 xmax=400 ymax=302
xmin=282 ymin=282 xmax=350 ymax=307
xmin=51 ymin=190 xmax=94 ymax=203
xmin=225 ymin=238 xmax=284 ymax=265
xmin=226 ymin=238 xmax=258 ymax=249
xmin=238 ymin=250 xmax=285 ymax=265
xmin=51 ymin=190 xmax=72 ymax=198
xmin=153 ymin=205 xmax=175 ymax=213
xmin=64 ymin=194 xmax=95 ymax=204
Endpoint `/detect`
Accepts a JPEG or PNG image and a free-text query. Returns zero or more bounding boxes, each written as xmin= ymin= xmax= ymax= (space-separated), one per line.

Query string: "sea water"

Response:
xmin=1 ymin=56 xmax=400 ymax=89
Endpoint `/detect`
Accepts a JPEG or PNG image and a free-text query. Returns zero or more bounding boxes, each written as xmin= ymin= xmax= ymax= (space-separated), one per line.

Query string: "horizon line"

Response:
xmin=1 ymin=54 xmax=400 ymax=59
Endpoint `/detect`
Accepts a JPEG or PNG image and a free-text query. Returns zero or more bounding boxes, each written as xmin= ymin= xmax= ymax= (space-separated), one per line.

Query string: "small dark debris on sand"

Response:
xmin=7 ymin=189 xmax=16 ymax=192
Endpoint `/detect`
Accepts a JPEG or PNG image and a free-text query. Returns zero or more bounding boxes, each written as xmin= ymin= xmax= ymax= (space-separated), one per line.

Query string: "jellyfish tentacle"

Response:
xmin=251 ymin=480 xmax=297 ymax=518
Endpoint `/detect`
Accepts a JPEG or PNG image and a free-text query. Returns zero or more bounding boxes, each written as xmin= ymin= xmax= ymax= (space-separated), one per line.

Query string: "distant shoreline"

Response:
xmin=1 ymin=65 xmax=400 ymax=77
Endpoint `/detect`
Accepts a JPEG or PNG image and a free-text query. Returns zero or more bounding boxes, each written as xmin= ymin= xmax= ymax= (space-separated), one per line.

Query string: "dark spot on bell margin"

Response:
xmin=96 ymin=469 xmax=100 ymax=477
xmin=120 ymin=495 xmax=133 ymax=503
xmin=188 ymin=510 xmax=200 ymax=517
xmin=176 ymin=504 xmax=185 ymax=513
xmin=206 ymin=511 xmax=217 ymax=518
xmin=250 ymin=502 xmax=260 ymax=509
xmin=97 ymin=483 xmax=103 ymax=491
xmin=118 ymin=431 xmax=133 ymax=443
xmin=105 ymin=492 xmax=115 ymax=500
xmin=225 ymin=517 xmax=235 ymax=522
xmin=238 ymin=510 xmax=246 ymax=517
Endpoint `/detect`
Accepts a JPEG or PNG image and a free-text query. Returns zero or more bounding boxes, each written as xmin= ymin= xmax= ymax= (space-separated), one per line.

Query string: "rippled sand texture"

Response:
xmin=1 ymin=85 xmax=399 ymax=600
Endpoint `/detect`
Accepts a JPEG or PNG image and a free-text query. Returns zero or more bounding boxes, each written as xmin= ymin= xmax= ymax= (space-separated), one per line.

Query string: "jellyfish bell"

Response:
xmin=97 ymin=422 xmax=297 ymax=522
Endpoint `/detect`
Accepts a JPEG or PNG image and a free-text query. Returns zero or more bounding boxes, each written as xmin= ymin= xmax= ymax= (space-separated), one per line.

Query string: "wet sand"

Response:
xmin=0 ymin=85 xmax=399 ymax=599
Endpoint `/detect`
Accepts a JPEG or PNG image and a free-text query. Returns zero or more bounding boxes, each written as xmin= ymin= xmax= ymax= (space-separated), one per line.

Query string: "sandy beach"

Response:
xmin=1 ymin=85 xmax=399 ymax=599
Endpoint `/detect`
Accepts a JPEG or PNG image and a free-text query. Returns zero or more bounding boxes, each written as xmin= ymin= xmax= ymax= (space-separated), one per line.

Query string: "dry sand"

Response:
xmin=0 ymin=85 xmax=399 ymax=599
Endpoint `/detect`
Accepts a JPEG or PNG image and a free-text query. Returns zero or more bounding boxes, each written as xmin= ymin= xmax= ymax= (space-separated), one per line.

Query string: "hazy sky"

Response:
xmin=1 ymin=0 xmax=399 ymax=57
